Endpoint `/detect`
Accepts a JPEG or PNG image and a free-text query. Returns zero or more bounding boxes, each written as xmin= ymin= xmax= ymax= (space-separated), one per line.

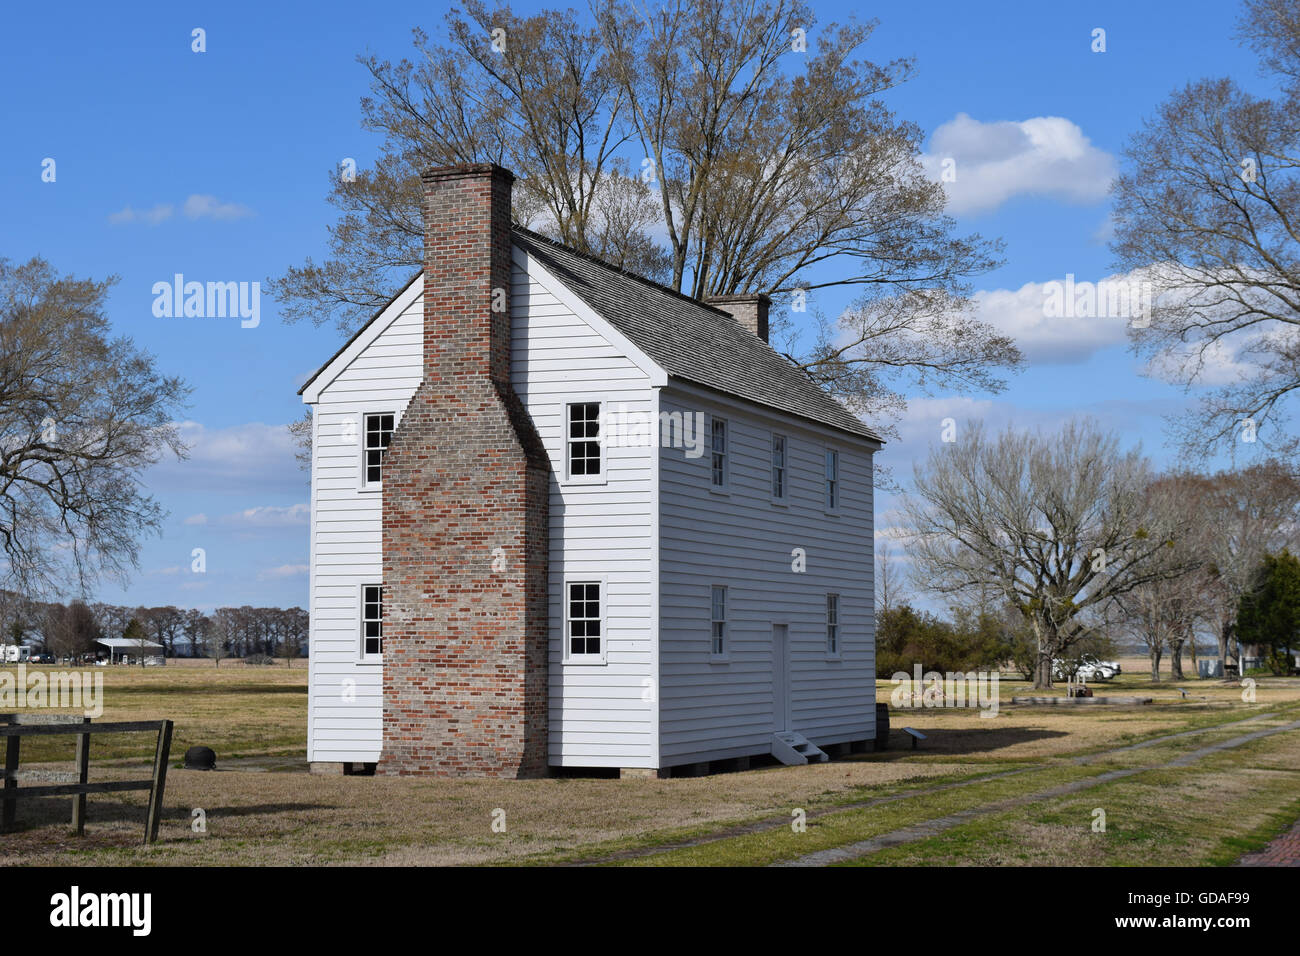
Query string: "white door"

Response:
xmin=772 ymin=624 xmax=790 ymax=731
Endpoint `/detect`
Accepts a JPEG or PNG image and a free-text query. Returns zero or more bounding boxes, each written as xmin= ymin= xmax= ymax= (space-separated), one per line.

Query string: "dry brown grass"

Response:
xmin=1 ymin=757 xmax=981 ymax=866
xmin=2 ymin=661 xmax=1297 ymax=866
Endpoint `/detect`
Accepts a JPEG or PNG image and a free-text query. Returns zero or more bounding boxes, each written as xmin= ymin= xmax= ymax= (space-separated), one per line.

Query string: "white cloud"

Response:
xmin=1143 ymin=338 xmax=1257 ymax=387
xmin=108 ymin=203 xmax=174 ymax=226
xmin=182 ymin=194 xmax=253 ymax=221
xmin=259 ymin=563 xmax=309 ymax=580
xmin=148 ymin=421 xmax=304 ymax=495
xmin=922 ymin=114 xmax=1116 ymax=216
xmin=219 ymin=503 xmax=310 ymax=528
xmin=107 ymin=194 xmax=252 ymax=226
xmin=183 ymin=513 xmax=208 ymax=526
xmin=973 ymin=276 xmax=1135 ymax=365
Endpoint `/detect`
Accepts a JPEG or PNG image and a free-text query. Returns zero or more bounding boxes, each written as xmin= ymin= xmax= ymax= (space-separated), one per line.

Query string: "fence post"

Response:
xmin=72 ymin=716 xmax=91 ymax=835
xmin=144 ymin=720 xmax=173 ymax=844
xmin=2 ymin=732 xmax=18 ymax=830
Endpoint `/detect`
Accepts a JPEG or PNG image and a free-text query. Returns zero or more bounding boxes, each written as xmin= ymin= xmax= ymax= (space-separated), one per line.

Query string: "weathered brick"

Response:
xmin=376 ymin=164 xmax=550 ymax=779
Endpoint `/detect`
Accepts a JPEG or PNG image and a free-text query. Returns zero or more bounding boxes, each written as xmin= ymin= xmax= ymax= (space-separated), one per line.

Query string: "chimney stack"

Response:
xmin=378 ymin=164 xmax=550 ymax=778
xmin=706 ymin=293 xmax=771 ymax=342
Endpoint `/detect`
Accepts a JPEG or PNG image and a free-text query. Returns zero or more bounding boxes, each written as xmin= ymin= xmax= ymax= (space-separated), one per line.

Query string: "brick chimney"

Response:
xmin=706 ymin=293 xmax=771 ymax=342
xmin=378 ymin=163 xmax=550 ymax=778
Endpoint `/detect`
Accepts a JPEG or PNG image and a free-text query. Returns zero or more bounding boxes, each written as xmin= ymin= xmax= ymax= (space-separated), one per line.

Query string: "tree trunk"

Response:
xmin=1033 ymin=653 xmax=1053 ymax=690
xmin=1150 ymin=647 xmax=1162 ymax=681
xmin=1170 ymin=641 xmax=1184 ymax=681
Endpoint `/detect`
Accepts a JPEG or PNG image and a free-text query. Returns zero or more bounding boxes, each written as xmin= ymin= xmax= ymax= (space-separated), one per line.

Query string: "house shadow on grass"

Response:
xmin=855 ymin=726 xmax=1069 ymax=761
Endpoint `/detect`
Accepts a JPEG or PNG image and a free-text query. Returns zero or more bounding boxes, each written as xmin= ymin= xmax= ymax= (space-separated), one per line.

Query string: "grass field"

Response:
xmin=1 ymin=655 xmax=1297 ymax=866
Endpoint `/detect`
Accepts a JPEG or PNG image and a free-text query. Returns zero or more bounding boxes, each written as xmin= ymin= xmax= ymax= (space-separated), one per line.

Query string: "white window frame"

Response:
xmin=563 ymin=576 xmax=607 ymax=664
xmin=360 ymin=411 xmax=395 ymax=491
xmin=826 ymin=593 xmax=841 ymax=658
xmin=564 ymin=399 xmax=607 ymax=485
xmin=770 ymin=433 xmax=788 ymax=504
xmin=710 ymin=585 xmax=728 ymax=660
xmin=710 ymin=416 xmax=729 ymax=492
xmin=360 ymin=583 xmax=383 ymax=663
xmin=824 ymin=447 xmax=840 ymax=513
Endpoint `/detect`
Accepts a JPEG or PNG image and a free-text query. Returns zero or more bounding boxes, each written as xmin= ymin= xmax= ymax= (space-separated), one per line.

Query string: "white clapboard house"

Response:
xmin=301 ymin=163 xmax=882 ymax=778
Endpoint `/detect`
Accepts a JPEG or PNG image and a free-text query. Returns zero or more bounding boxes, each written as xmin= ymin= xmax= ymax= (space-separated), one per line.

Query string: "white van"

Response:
xmin=2 ymin=645 xmax=31 ymax=663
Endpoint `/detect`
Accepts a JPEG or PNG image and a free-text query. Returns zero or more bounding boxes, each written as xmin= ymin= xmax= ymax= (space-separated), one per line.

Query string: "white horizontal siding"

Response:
xmin=306 ymin=293 xmax=423 ymax=763
xmin=512 ymin=261 xmax=657 ymax=768
xmin=657 ymin=385 xmax=876 ymax=767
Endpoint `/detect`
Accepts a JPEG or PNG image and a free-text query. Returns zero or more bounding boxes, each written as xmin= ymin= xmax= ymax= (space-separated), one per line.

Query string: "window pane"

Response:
xmin=362 ymin=584 xmax=382 ymax=656
xmin=364 ymin=414 xmax=395 ymax=484
xmin=568 ymin=404 xmax=602 ymax=477
xmin=568 ymin=581 xmax=602 ymax=656
xmin=711 ymin=421 xmax=726 ymax=486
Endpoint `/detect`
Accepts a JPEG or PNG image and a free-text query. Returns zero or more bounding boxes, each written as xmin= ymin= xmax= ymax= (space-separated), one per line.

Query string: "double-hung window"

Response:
xmin=711 ymin=586 xmax=727 ymax=656
xmin=566 ymin=580 xmax=604 ymax=662
xmin=361 ymin=584 xmax=383 ymax=660
xmin=363 ymin=413 xmax=395 ymax=488
xmin=824 ymin=448 xmax=839 ymax=511
xmin=711 ymin=417 xmax=728 ymax=488
xmin=771 ymin=434 xmax=787 ymax=501
xmin=826 ymin=593 xmax=840 ymax=656
xmin=566 ymin=402 xmax=603 ymax=480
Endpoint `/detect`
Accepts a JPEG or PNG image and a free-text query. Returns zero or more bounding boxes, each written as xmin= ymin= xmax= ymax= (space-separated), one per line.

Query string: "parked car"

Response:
xmin=1052 ymin=655 xmax=1117 ymax=681
xmin=31 ymin=653 xmax=56 ymax=664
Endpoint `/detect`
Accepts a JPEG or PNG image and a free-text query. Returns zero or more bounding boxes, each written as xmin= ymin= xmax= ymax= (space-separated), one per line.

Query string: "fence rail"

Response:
xmin=0 ymin=714 xmax=173 ymax=844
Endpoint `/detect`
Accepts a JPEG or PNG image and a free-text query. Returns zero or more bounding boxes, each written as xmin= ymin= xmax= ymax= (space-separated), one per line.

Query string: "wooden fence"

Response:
xmin=0 ymin=714 xmax=174 ymax=844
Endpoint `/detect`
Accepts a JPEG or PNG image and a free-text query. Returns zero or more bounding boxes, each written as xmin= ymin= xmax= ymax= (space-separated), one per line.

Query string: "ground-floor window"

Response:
xmin=362 ymin=584 xmax=382 ymax=659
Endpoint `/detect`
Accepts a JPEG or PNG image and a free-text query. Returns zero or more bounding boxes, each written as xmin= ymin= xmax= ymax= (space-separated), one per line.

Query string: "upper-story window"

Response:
xmin=361 ymin=584 xmax=383 ymax=660
xmin=567 ymin=402 xmax=603 ymax=480
xmin=711 ymin=417 xmax=728 ymax=488
xmin=771 ymin=434 xmax=787 ymax=501
xmin=824 ymin=448 xmax=840 ymax=511
xmin=363 ymin=413 xmax=395 ymax=487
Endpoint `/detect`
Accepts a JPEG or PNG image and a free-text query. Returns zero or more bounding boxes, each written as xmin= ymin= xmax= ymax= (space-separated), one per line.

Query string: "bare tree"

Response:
xmin=181 ymin=607 xmax=210 ymax=658
xmin=138 ymin=606 xmax=185 ymax=658
xmin=207 ymin=608 xmax=236 ymax=667
xmin=89 ymin=603 xmax=135 ymax=654
xmin=875 ymin=545 xmax=898 ymax=615
xmin=45 ymin=601 xmax=99 ymax=662
xmin=289 ymin=409 xmax=312 ymax=472
xmin=1112 ymin=568 xmax=1205 ymax=682
xmin=1189 ymin=461 xmax=1300 ymax=670
xmin=0 ymin=258 xmax=189 ymax=595
xmin=1111 ymin=0 xmax=1300 ymax=453
xmin=271 ymin=0 xmax=1017 ymax=458
xmin=281 ymin=607 xmax=308 ymax=666
xmin=901 ymin=419 xmax=1202 ymax=688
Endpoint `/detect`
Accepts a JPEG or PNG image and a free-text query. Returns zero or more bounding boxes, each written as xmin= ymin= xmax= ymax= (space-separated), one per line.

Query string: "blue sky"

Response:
xmin=0 ymin=0 xmax=1281 ymax=610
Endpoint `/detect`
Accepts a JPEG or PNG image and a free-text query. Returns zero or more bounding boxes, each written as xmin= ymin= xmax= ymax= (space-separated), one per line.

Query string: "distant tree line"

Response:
xmin=0 ymin=594 xmax=308 ymax=665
